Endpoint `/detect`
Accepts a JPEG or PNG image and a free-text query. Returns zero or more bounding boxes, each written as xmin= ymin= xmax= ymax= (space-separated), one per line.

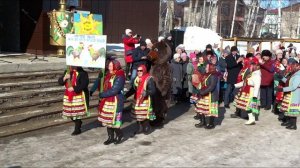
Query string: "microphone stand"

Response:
xmin=21 ymin=9 xmax=48 ymax=62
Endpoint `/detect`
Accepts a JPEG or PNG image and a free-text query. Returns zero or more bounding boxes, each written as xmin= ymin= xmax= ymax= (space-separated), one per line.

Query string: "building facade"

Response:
xmin=0 ymin=0 xmax=160 ymax=54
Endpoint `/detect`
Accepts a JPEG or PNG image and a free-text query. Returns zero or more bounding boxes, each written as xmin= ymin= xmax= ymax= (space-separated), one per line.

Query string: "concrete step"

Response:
xmin=0 ymin=107 xmax=99 ymax=138
xmin=0 ymin=93 xmax=99 ymax=112
xmin=0 ymin=99 xmax=99 ymax=127
xmin=0 ymin=69 xmax=99 ymax=83
xmin=0 ymin=101 xmax=132 ymax=138
xmin=0 ymin=77 xmax=98 ymax=93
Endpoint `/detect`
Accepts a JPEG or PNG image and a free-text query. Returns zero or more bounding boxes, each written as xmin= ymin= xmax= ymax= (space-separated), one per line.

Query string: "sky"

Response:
xmin=256 ymin=0 xmax=300 ymax=9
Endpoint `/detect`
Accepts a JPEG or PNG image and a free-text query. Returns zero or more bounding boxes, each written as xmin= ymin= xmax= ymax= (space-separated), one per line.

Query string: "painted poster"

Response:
xmin=66 ymin=34 xmax=107 ymax=68
xmin=73 ymin=13 xmax=103 ymax=35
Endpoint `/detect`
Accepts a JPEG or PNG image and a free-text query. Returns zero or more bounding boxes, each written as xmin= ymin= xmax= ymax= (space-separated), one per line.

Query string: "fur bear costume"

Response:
xmin=147 ymin=41 xmax=172 ymax=127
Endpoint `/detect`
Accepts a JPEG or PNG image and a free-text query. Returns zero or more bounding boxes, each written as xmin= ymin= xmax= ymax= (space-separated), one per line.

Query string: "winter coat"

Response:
xmin=123 ymin=35 xmax=139 ymax=57
xmin=125 ymin=77 xmax=156 ymax=99
xmin=132 ymin=46 xmax=150 ymax=70
xmin=171 ymin=59 xmax=183 ymax=95
xmin=181 ymin=59 xmax=189 ymax=89
xmin=225 ymin=54 xmax=243 ymax=84
xmin=186 ymin=62 xmax=198 ymax=94
xmin=99 ymin=73 xmax=125 ymax=113
xmin=260 ymin=60 xmax=275 ymax=86
xmin=58 ymin=67 xmax=89 ymax=107
xmin=199 ymin=74 xmax=219 ymax=102
xmin=218 ymin=56 xmax=227 ymax=73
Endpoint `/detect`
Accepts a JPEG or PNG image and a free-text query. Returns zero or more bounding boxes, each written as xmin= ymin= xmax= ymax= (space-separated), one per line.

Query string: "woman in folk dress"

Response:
xmin=98 ymin=60 xmax=125 ymax=145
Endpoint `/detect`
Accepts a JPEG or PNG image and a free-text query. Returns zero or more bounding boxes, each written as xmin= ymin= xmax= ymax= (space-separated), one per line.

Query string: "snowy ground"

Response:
xmin=1 ymin=103 xmax=300 ymax=167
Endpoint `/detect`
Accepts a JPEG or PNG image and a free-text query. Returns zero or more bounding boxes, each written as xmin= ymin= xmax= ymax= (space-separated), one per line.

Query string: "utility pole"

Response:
xmin=230 ymin=0 xmax=238 ymax=38
xmin=297 ymin=6 xmax=300 ymax=38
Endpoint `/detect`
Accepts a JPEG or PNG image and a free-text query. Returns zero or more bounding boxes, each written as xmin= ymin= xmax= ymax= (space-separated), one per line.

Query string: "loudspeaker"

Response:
xmin=170 ymin=29 xmax=184 ymax=49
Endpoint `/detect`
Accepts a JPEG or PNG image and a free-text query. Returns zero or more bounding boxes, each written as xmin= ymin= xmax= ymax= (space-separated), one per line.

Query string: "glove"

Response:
xmin=276 ymin=87 xmax=283 ymax=92
xmin=90 ymin=91 xmax=93 ymax=97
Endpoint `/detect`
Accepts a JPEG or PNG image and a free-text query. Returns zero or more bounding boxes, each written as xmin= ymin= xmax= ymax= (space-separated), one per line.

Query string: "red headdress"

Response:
xmin=135 ymin=65 xmax=150 ymax=104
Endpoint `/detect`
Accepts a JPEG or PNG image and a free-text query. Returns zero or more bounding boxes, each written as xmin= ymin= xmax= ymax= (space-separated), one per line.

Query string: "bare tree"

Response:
xmin=200 ymin=0 xmax=207 ymax=27
xmin=188 ymin=0 xmax=193 ymax=26
xmin=193 ymin=0 xmax=200 ymax=26
xmin=230 ymin=0 xmax=238 ymax=37
xmin=250 ymin=1 xmax=260 ymax=37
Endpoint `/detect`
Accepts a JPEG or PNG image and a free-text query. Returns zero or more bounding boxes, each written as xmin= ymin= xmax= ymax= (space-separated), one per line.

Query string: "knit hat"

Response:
xmin=145 ymin=38 xmax=152 ymax=45
xmin=246 ymin=53 xmax=254 ymax=58
xmin=231 ymin=46 xmax=238 ymax=52
xmin=158 ymin=36 xmax=164 ymax=42
xmin=206 ymin=44 xmax=212 ymax=49
xmin=140 ymin=41 xmax=147 ymax=47
xmin=176 ymin=44 xmax=185 ymax=52
xmin=261 ymin=50 xmax=272 ymax=57
xmin=173 ymin=53 xmax=180 ymax=60
xmin=125 ymin=29 xmax=132 ymax=35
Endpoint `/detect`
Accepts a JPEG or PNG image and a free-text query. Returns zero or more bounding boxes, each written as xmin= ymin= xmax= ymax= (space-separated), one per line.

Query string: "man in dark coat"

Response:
xmin=130 ymin=41 xmax=150 ymax=85
xmin=224 ymin=46 xmax=243 ymax=108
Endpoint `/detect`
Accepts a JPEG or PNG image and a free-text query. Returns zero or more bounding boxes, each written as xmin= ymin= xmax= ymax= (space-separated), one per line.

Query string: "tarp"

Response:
xmin=183 ymin=26 xmax=222 ymax=51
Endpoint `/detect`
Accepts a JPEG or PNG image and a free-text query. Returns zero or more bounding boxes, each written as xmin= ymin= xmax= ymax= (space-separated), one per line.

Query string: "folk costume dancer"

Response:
xmin=195 ymin=63 xmax=219 ymax=129
xmin=125 ymin=65 xmax=156 ymax=135
xmin=277 ymin=63 xmax=300 ymax=130
xmin=234 ymin=58 xmax=261 ymax=125
xmin=231 ymin=58 xmax=251 ymax=118
xmin=58 ymin=66 xmax=89 ymax=135
xmin=98 ymin=60 xmax=126 ymax=145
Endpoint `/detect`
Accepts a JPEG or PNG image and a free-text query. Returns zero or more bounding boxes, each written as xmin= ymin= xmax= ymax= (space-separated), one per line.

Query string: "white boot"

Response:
xmin=245 ymin=113 xmax=255 ymax=125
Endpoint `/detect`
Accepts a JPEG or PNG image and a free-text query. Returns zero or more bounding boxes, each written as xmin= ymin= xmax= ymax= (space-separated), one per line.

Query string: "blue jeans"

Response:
xmin=130 ymin=69 xmax=137 ymax=85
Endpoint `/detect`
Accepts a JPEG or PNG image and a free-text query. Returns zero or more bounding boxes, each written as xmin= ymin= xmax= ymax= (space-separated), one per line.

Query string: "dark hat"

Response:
xmin=231 ymin=46 xmax=238 ymax=52
xmin=261 ymin=50 xmax=272 ymax=57
xmin=140 ymin=41 xmax=147 ymax=47
xmin=246 ymin=53 xmax=254 ymax=58
xmin=206 ymin=44 xmax=212 ymax=49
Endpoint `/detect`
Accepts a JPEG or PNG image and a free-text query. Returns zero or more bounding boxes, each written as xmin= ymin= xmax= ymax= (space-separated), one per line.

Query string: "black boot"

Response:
xmin=195 ymin=114 xmax=205 ymax=128
xmin=205 ymin=116 xmax=215 ymax=129
xmin=103 ymin=127 xmax=115 ymax=145
xmin=134 ymin=121 xmax=143 ymax=134
xmin=142 ymin=120 xmax=151 ymax=135
xmin=281 ymin=116 xmax=291 ymax=126
xmin=71 ymin=119 xmax=82 ymax=136
xmin=278 ymin=112 xmax=285 ymax=122
xmin=193 ymin=113 xmax=201 ymax=120
xmin=230 ymin=108 xmax=241 ymax=118
xmin=114 ymin=128 xmax=123 ymax=144
xmin=286 ymin=117 xmax=297 ymax=130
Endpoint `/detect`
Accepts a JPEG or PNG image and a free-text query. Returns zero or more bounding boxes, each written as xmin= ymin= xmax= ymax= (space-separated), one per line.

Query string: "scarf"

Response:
xmin=64 ymin=69 xmax=77 ymax=101
xmin=135 ymin=65 xmax=150 ymax=105
xmin=99 ymin=60 xmax=125 ymax=111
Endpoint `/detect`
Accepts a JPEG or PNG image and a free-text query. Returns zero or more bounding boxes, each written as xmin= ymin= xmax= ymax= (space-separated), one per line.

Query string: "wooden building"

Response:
xmin=0 ymin=0 xmax=160 ymax=54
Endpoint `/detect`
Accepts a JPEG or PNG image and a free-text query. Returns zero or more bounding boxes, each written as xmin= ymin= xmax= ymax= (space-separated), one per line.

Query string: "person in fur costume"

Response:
xmin=147 ymin=41 xmax=172 ymax=127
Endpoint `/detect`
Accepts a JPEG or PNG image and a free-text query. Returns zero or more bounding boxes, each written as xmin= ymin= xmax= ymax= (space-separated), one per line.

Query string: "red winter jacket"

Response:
xmin=123 ymin=35 xmax=139 ymax=57
xmin=260 ymin=60 xmax=275 ymax=86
